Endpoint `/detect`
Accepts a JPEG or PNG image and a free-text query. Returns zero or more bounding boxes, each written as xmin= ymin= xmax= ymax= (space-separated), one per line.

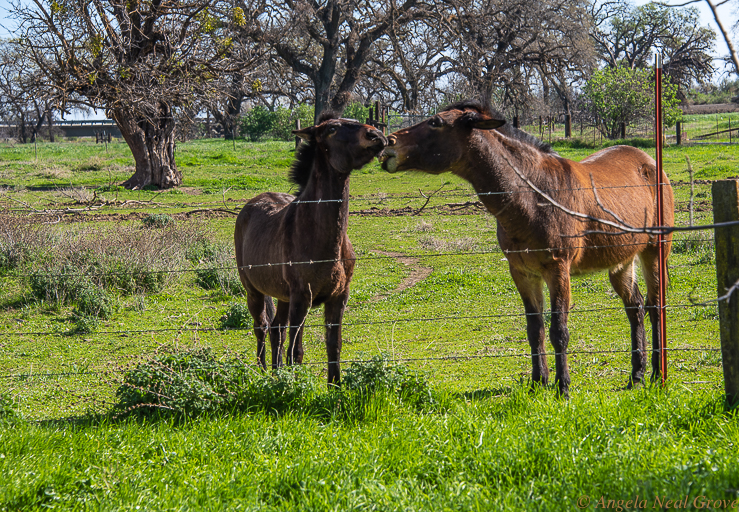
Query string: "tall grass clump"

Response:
xmin=141 ymin=213 xmax=175 ymax=229
xmin=0 ymin=393 xmax=18 ymax=424
xmin=0 ymin=215 xmax=57 ymax=275
xmin=189 ymin=241 xmax=243 ymax=296
xmin=16 ymin=221 xmax=213 ymax=328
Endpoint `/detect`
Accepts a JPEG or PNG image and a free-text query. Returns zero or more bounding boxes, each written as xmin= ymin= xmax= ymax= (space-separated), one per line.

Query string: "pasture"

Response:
xmin=1 ymin=136 xmax=738 ymax=510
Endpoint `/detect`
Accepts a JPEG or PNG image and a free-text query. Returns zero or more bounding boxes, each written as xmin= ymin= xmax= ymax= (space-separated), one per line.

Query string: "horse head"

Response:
xmin=381 ymin=102 xmax=505 ymax=174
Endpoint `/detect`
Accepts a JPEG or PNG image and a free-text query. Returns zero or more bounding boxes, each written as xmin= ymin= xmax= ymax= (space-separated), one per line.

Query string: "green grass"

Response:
xmin=1 ymin=387 xmax=737 ymax=510
xmin=0 ymin=133 xmax=736 ymax=509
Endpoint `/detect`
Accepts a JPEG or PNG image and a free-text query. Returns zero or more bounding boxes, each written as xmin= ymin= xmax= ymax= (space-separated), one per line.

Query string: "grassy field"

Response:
xmin=0 ymin=134 xmax=737 ymax=510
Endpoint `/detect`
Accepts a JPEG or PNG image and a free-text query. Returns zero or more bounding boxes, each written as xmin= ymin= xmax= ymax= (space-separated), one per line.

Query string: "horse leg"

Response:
xmin=640 ymin=247 xmax=664 ymax=380
xmin=324 ymin=294 xmax=348 ymax=387
xmin=608 ymin=259 xmax=647 ymax=388
xmin=247 ymin=290 xmax=270 ymax=369
xmin=544 ymin=267 xmax=572 ymax=398
xmin=509 ymin=265 xmax=549 ymax=386
xmin=270 ymin=300 xmax=289 ymax=369
xmin=286 ymin=294 xmax=310 ymax=365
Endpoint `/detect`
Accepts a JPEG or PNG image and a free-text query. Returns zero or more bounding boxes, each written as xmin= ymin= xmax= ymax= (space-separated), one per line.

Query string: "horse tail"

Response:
xmin=264 ymin=296 xmax=276 ymax=324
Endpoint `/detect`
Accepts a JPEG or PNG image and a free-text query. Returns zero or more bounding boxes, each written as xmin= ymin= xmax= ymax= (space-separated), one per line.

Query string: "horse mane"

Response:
xmin=289 ymin=110 xmax=341 ymax=195
xmin=442 ymin=100 xmax=554 ymax=154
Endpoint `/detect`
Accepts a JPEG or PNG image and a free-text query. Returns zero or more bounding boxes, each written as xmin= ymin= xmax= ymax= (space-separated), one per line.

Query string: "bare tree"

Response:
xmin=0 ymin=40 xmax=53 ymax=143
xmin=238 ymin=0 xmax=431 ymax=122
xmin=10 ymin=0 xmax=252 ymax=189
xmin=437 ymin=0 xmax=591 ymax=108
xmin=360 ymin=20 xmax=449 ymax=112
xmin=591 ymin=2 xmax=715 ymax=89
xmin=659 ymin=0 xmax=739 ymax=77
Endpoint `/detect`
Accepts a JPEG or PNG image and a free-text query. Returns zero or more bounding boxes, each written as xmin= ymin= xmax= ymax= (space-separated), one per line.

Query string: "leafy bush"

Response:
xmin=343 ymin=354 xmax=435 ymax=408
xmin=220 ymin=302 xmax=252 ymax=329
xmin=186 ymin=238 xmax=221 ymax=264
xmin=271 ymin=103 xmax=316 ymax=141
xmin=114 ymin=349 xmax=437 ymax=419
xmin=115 ymin=349 xmax=318 ymax=417
xmin=584 ymin=66 xmax=682 ymax=139
xmin=240 ymin=105 xmax=276 ymax=141
xmin=343 ymin=102 xmax=371 ymax=123
xmin=142 ymin=213 xmax=175 ymax=229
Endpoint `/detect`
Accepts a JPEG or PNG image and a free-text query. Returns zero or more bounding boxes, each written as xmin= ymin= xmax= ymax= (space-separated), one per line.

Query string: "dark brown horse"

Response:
xmin=235 ymin=114 xmax=386 ymax=385
xmin=381 ymin=101 xmax=673 ymax=396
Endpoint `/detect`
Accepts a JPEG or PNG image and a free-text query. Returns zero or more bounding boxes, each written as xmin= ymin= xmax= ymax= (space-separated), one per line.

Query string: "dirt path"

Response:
xmin=370 ymin=251 xmax=433 ymax=301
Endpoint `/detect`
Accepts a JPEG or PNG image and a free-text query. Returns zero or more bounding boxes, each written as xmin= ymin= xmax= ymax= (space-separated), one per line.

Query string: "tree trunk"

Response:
xmin=47 ymin=110 xmax=54 ymax=143
xmin=113 ymin=105 xmax=182 ymax=189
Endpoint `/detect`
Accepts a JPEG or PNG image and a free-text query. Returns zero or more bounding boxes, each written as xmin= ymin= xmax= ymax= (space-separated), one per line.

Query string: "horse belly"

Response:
xmin=571 ymin=233 xmax=650 ymax=274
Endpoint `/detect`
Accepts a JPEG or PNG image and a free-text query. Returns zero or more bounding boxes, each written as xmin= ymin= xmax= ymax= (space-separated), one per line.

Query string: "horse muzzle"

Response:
xmin=379 ymin=147 xmax=399 ymax=173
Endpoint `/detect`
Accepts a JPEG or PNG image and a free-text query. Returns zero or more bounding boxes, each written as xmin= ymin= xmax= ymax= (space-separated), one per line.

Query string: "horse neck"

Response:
xmin=294 ymin=159 xmax=351 ymax=245
xmin=456 ymin=134 xmax=543 ymax=228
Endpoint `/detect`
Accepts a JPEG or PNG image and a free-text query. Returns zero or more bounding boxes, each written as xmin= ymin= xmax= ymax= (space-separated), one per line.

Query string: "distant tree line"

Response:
xmin=0 ymin=0 xmax=722 ymax=188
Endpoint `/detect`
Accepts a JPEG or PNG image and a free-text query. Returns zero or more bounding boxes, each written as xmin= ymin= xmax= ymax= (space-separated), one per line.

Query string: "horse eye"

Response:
xmin=327 ymin=126 xmax=337 ymax=134
xmin=429 ymin=118 xmax=442 ymax=128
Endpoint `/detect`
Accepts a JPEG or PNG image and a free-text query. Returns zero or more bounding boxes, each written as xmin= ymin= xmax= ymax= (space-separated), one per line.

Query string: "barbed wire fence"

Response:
xmin=1 ymin=174 xmax=735 ymax=420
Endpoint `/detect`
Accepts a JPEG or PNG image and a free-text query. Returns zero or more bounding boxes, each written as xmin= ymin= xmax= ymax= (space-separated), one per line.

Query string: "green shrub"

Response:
xmin=343 ymin=354 xmax=435 ymax=407
xmin=343 ymin=102 xmax=371 ymax=123
xmin=271 ymin=103 xmax=316 ymax=141
xmin=73 ymin=314 xmax=100 ymax=334
xmin=240 ymin=106 xmax=276 ymax=141
xmin=186 ymin=238 xmax=220 ymax=264
xmin=220 ymin=302 xmax=252 ymax=329
xmin=113 ymin=349 xmax=436 ymax=419
xmin=115 ymin=349 xmax=319 ymax=417
xmin=142 ymin=214 xmax=175 ymax=229
xmin=29 ymin=263 xmax=89 ymax=306
xmin=75 ymin=284 xmax=114 ymax=318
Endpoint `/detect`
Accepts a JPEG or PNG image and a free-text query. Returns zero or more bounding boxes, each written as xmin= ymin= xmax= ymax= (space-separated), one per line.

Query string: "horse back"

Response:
xmin=235 ymin=192 xmax=294 ymax=299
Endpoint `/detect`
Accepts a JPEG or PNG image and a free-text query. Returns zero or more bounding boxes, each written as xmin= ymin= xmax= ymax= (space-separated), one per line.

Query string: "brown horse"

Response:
xmin=235 ymin=114 xmax=386 ymax=385
xmin=381 ymin=101 xmax=673 ymax=396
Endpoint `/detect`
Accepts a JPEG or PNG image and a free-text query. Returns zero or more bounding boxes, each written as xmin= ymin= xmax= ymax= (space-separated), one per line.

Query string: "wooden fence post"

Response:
xmin=676 ymin=122 xmax=682 ymax=145
xmin=564 ymin=114 xmax=571 ymax=138
xmin=713 ymin=179 xmax=739 ymax=405
xmin=295 ymin=119 xmax=301 ymax=149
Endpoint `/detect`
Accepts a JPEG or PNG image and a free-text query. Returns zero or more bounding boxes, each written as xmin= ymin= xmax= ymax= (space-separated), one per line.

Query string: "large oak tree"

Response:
xmin=10 ymin=0 xmax=251 ymax=188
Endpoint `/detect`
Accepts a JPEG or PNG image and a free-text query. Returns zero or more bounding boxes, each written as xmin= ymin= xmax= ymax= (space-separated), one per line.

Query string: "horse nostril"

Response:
xmin=388 ymin=135 xmax=397 ymax=146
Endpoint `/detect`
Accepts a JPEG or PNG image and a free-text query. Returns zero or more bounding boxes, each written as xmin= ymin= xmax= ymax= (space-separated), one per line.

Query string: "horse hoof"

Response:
xmin=626 ymin=378 xmax=644 ymax=390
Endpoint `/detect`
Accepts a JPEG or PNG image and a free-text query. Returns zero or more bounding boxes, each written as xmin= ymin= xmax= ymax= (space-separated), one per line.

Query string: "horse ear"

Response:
xmin=292 ymin=126 xmax=316 ymax=141
xmin=472 ymin=118 xmax=506 ymax=130
xmin=460 ymin=111 xmax=505 ymax=130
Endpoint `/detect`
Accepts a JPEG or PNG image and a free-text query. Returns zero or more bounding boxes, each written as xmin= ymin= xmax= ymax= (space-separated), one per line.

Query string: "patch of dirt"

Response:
xmin=369 ymin=251 xmax=433 ymax=302
xmin=682 ymin=103 xmax=739 ymax=115
xmin=351 ymin=201 xmax=486 ymax=217
xmin=178 ymin=187 xmax=203 ymax=196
